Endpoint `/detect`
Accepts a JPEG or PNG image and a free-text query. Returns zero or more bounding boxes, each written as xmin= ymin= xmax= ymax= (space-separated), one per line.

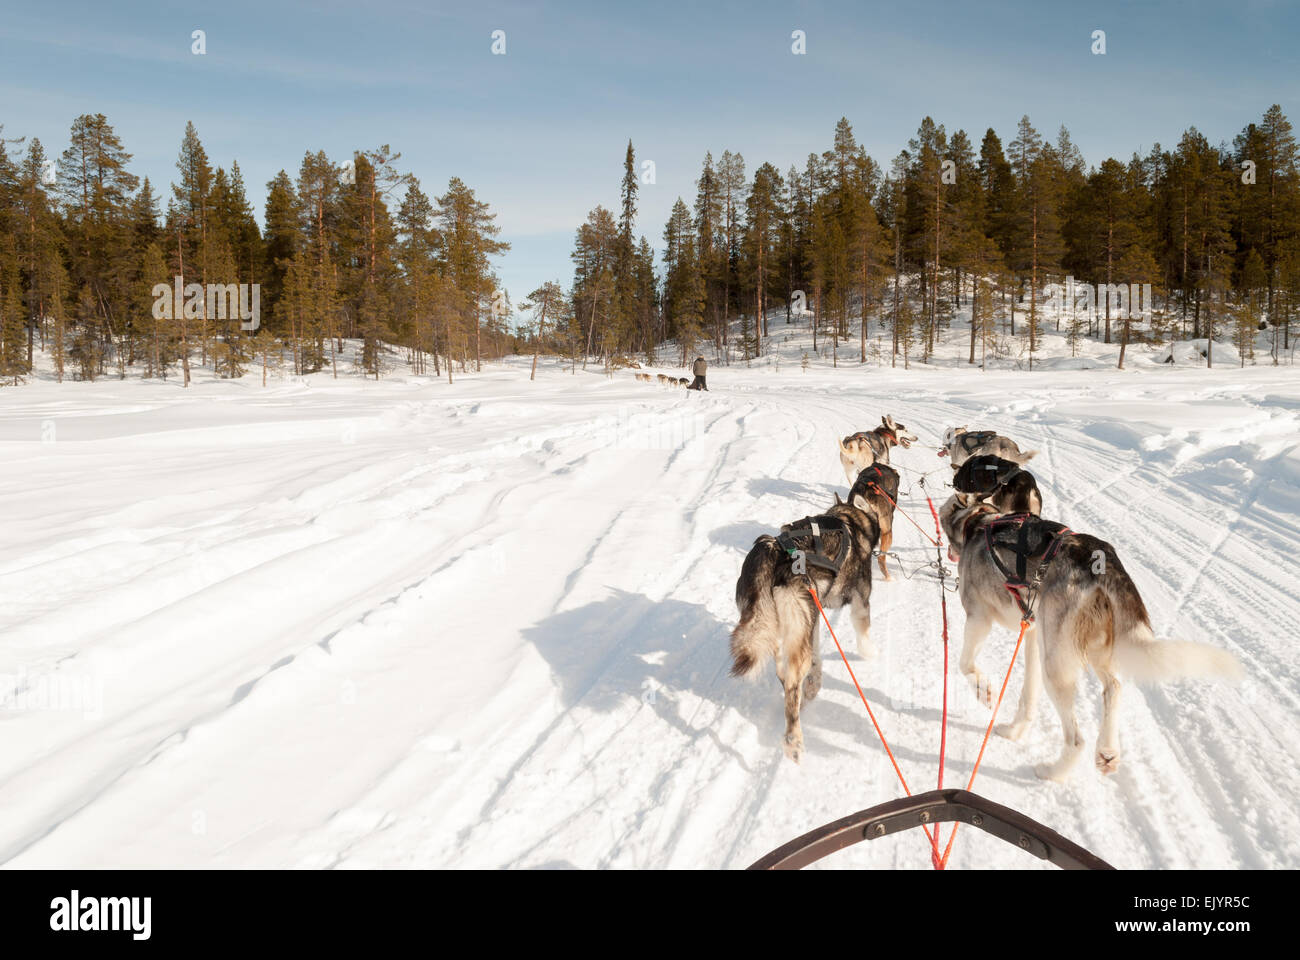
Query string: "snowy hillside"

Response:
xmin=1 ymin=335 xmax=1298 ymax=870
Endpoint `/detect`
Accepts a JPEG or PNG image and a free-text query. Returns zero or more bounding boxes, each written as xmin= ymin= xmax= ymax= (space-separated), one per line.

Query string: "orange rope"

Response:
xmin=867 ymin=482 xmax=940 ymax=547
xmin=806 ymin=583 xmax=942 ymax=862
xmin=936 ymin=618 xmax=1030 ymax=869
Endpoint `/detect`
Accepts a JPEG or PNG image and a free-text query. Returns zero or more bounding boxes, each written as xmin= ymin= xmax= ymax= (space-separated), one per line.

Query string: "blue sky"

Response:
xmin=2 ymin=0 xmax=1297 ymax=312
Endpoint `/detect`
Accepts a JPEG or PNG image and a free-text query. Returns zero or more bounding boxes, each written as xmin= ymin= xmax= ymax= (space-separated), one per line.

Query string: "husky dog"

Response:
xmin=678 ymin=377 xmax=690 ymax=386
xmin=939 ymin=426 xmax=1037 ymax=470
xmin=847 ymin=463 xmax=901 ymax=580
xmin=656 ymin=374 xmax=670 ymax=385
xmin=838 ymin=415 xmax=919 ymax=483
xmin=951 ymin=454 xmax=1043 ymax=516
xmin=938 ymin=496 xmax=1240 ymax=781
xmin=634 ymin=373 xmax=650 ymax=383
xmin=731 ymin=496 xmax=882 ymax=763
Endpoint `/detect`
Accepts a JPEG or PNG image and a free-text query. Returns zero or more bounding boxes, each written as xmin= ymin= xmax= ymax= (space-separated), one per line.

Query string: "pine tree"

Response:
xmin=17 ymin=139 xmax=64 ymax=369
xmin=263 ymin=171 xmax=299 ymax=337
xmin=60 ymin=113 xmax=139 ymax=375
xmin=571 ymin=205 xmax=617 ymax=368
xmin=693 ymin=153 xmax=723 ymax=354
xmin=524 ymin=281 xmax=565 ymax=380
xmin=436 ymin=177 xmax=508 ymax=374
xmin=0 ymin=238 xmax=27 ymax=383
xmin=1006 ymin=116 xmax=1064 ymax=367
xmin=744 ymin=162 xmax=783 ymax=358
xmin=615 ymin=140 xmax=639 ymax=352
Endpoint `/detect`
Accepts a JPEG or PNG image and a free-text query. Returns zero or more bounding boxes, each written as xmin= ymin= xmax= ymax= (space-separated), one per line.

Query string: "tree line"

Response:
xmin=0 ymin=114 xmax=508 ymax=385
xmin=544 ymin=106 xmax=1298 ymax=371
xmin=3 ymin=106 xmax=1297 ymax=387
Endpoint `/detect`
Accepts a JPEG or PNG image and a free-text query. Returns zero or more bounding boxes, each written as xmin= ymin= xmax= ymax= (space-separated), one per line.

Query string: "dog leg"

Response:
xmin=782 ymin=643 xmax=811 ymax=763
xmin=996 ymin=625 xmax=1040 ymax=742
xmin=1094 ymin=665 xmax=1122 ymax=775
xmin=1035 ymin=652 xmax=1086 ymax=781
xmin=877 ymin=525 xmax=893 ymax=580
xmin=960 ymin=614 xmax=994 ymax=707
xmin=851 ymin=593 xmax=873 ymax=659
xmin=802 ymin=620 xmax=822 ymax=703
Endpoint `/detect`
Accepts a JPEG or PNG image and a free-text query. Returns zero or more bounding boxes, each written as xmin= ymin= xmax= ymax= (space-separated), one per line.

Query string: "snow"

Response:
xmin=1 ymin=332 xmax=1298 ymax=870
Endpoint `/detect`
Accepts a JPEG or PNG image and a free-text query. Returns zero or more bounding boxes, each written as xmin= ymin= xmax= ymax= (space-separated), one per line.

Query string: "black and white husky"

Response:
xmin=838 ymin=415 xmax=918 ymax=482
xmin=951 ymin=454 xmax=1043 ymax=516
xmin=939 ymin=496 xmax=1240 ymax=781
xmin=730 ymin=496 xmax=882 ymax=763
xmin=848 ymin=462 xmax=901 ymax=580
xmin=939 ymin=426 xmax=1038 ymax=470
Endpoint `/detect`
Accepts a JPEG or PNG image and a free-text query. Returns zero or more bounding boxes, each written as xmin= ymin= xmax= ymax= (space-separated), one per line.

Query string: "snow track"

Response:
xmin=1 ymin=358 xmax=1297 ymax=869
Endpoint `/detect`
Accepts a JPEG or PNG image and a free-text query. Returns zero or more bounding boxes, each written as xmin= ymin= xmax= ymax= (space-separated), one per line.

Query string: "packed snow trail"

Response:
xmin=1 ymin=354 xmax=1297 ymax=869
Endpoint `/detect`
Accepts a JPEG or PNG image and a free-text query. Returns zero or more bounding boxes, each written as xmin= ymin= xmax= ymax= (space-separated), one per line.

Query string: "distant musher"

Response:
xmin=688 ymin=356 xmax=708 ymax=391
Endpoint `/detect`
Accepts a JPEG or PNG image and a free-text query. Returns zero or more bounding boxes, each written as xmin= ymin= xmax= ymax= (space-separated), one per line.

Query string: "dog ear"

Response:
xmin=834 ymin=492 xmax=843 ymax=505
xmin=852 ymin=493 xmax=870 ymax=513
xmin=884 ymin=414 xmax=897 ymax=429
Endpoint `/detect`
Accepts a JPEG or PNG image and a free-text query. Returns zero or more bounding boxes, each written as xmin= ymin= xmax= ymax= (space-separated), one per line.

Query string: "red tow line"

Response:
xmin=839 ymin=474 xmax=1020 ymax=869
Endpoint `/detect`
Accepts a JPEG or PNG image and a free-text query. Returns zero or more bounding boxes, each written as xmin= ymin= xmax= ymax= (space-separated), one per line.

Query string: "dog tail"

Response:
xmin=1011 ymin=449 xmax=1039 ymax=464
xmin=1112 ymin=630 xmax=1242 ymax=684
xmin=730 ymin=539 xmax=791 ymax=679
xmin=1102 ymin=567 xmax=1241 ymax=683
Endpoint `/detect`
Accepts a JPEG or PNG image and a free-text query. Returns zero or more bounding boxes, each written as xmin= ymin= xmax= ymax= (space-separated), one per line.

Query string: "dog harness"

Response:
xmin=852 ymin=463 xmax=898 ymax=502
xmin=956 ymin=457 xmax=1024 ymax=499
xmin=776 ymin=515 xmax=850 ymax=575
xmin=956 ymin=430 xmax=998 ymax=455
xmin=979 ymin=513 xmax=1072 ymax=622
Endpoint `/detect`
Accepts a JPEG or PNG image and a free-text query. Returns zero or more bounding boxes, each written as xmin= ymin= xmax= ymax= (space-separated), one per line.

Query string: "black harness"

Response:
xmin=855 ymin=463 xmax=892 ymax=492
xmin=958 ymin=458 xmax=1024 ymax=500
xmin=776 ymin=515 xmax=850 ymax=575
xmin=957 ymin=430 xmax=998 ymax=455
xmin=979 ymin=512 xmax=1072 ymax=622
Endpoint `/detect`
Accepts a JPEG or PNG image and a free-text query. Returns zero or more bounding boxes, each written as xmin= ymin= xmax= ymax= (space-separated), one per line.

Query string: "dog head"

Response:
xmin=938 ymin=425 xmax=966 ymax=458
xmin=880 ymin=415 xmax=917 ymax=448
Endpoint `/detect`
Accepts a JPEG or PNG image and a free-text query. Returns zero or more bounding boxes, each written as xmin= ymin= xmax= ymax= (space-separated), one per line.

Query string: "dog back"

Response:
xmin=849 ymin=462 xmax=900 ymax=518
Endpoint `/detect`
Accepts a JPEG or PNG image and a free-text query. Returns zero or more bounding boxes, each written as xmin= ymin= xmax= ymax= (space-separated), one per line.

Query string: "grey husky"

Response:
xmin=939 ymin=426 xmax=1038 ymax=470
xmin=838 ymin=415 xmax=919 ymax=483
xmin=731 ymin=496 xmax=882 ymax=763
xmin=939 ymin=496 xmax=1240 ymax=781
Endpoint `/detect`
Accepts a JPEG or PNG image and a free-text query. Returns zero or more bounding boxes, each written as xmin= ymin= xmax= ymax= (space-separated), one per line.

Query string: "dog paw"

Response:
xmin=1034 ymin=762 xmax=1068 ymax=782
xmin=783 ymin=734 xmax=804 ymax=764
xmin=856 ymin=637 xmax=875 ymax=660
xmin=969 ymin=674 xmax=993 ymax=707
xmin=1095 ymin=748 xmax=1121 ymax=775
xmin=995 ymin=721 xmax=1027 ymax=742
xmin=802 ymin=673 xmax=821 ymax=703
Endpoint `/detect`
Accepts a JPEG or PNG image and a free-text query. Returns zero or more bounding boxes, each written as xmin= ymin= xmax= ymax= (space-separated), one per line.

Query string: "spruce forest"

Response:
xmin=0 ymin=106 xmax=1297 ymax=386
